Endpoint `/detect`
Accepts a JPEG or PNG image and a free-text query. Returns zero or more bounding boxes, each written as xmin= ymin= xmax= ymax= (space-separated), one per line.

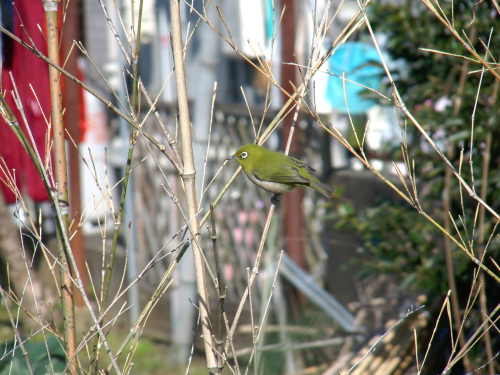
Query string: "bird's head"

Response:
xmin=226 ymin=144 xmax=263 ymax=169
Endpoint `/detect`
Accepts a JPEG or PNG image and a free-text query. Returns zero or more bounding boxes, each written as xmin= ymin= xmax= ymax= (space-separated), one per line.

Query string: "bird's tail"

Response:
xmin=310 ymin=179 xmax=334 ymax=198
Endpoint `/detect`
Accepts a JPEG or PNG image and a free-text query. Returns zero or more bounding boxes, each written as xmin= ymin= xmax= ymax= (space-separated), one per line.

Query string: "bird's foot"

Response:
xmin=271 ymin=194 xmax=281 ymax=205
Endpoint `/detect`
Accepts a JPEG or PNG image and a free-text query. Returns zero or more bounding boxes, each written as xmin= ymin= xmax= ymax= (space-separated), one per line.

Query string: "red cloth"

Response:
xmin=1 ymin=0 xmax=52 ymax=204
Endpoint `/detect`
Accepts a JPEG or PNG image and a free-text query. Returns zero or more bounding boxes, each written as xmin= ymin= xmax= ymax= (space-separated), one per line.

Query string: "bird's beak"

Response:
xmin=226 ymin=155 xmax=236 ymax=161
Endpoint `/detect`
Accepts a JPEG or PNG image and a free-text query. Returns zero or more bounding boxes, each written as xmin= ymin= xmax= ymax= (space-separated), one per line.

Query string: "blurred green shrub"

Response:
xmin=0 ymin=335 xmax=66 ymax=375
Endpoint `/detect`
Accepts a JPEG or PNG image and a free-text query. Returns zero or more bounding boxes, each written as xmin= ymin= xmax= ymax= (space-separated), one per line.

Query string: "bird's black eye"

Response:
xmin=241 ymin=151 xmax=248 ymax=159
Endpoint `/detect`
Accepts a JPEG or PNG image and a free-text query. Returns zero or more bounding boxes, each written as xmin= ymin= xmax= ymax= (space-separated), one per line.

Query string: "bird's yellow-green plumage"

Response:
xmin=226 ymin=144 xmax=334 ymax=200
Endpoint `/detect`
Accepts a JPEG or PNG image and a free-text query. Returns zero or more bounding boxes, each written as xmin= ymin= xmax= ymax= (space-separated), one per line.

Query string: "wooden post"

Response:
xmin=61 ymin=0 xmax=86 ymax=307
xmin=280 ymin=0 xmax=306 ymax=273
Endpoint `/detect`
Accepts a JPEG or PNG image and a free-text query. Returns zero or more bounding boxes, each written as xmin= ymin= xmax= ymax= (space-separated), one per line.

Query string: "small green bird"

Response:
xmin=226 ymin=144 xmax=334 ymax=203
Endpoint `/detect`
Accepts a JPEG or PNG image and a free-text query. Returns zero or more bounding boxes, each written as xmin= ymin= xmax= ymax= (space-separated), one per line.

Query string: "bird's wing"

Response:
xmin=289 ymin=156 xmax=316 ymax=171
xmin=253 ymin=164 xmax=309 ymax=184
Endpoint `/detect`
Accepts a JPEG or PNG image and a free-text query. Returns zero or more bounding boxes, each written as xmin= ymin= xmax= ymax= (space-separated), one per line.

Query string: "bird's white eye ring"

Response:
xmin=241 ymin=151 xmax=248 ymax=159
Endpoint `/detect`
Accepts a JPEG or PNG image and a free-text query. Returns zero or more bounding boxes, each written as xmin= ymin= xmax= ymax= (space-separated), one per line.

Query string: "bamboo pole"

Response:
xmin=169 ymin=0 xmax=219 ymax=372
xmin=42 ymin=0 xmax=76 ymax=373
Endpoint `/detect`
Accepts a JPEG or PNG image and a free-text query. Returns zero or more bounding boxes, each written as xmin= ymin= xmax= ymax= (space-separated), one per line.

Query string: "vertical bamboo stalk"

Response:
xmin=90 ymin=0 xmax=145 ymax=371
xmin=42 ymin=0 xmax=76 ymax=373
xmin=169 ymin=0 xmax=218 ymax=372
xmin=475 ymin=80 xmax=497 ymax=375
xmin=442 ymin=56 xmax=472 ymax=373
xmin=210 ymin=204 xmax=226 ymax=370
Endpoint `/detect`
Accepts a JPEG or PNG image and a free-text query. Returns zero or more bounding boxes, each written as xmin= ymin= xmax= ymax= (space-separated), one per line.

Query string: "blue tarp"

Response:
xmin=326 ymin=42 xmax=383 ymax=114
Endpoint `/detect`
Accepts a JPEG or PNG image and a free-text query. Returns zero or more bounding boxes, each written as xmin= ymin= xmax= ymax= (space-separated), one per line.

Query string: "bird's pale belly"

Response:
xmin=247 ymin=173 xmax=295 ymax=194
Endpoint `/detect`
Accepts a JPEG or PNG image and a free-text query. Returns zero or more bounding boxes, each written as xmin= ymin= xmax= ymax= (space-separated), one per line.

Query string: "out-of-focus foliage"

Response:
xmin=331 ymin=201 xmax=447 ymax=293
xmin=0 ymin=335 xmax=66 ymax=375
xmin=370 ymin=0 xmax=500 ymax=206
xmin=348 ymin=0 xmax=500 ymax=279
xmin=331 ymin=198 xmax=500 ymax=294
xmin=329 ymin=2 xmax=500 ymax=369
